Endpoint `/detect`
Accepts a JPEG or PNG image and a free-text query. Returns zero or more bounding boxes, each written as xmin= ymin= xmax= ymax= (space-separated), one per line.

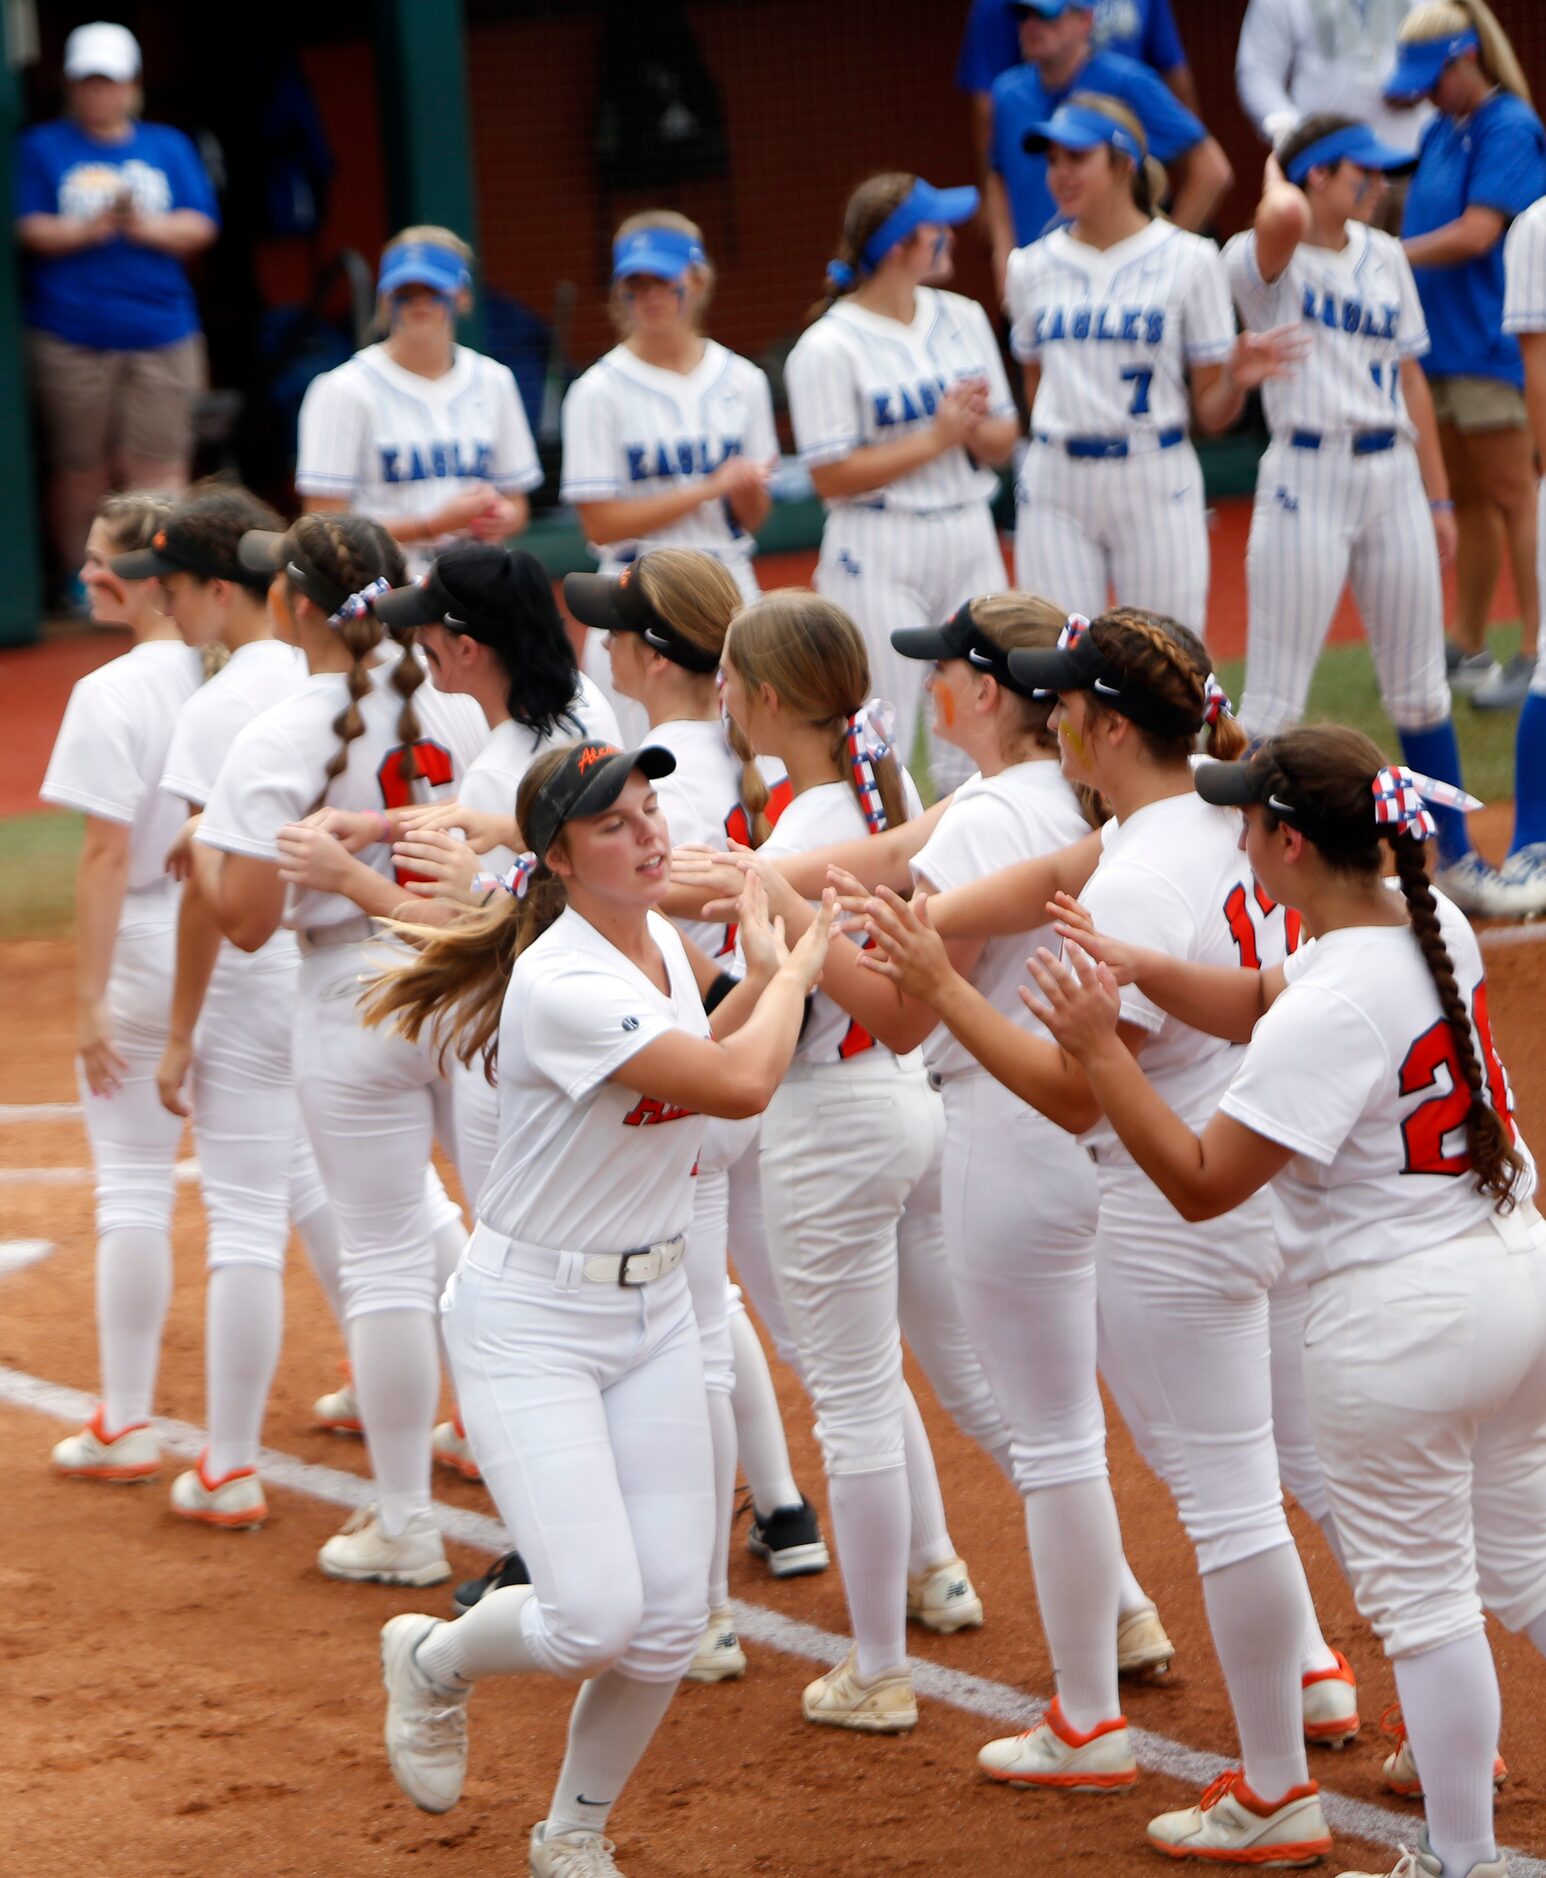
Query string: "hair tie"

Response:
xmin=1202 ymin=672 xmax=1233 ymax=728
xmin=827 ymin=258 xmax=857 ymax=289
xmin=1371 ymin=765 xmax=1482 ymax=843
xmin=1058 ymin=613 xmax=1092 ymax=650
xmin=504 ymin=853 xmax=538 ymax=899
xmin=845 ymin=697 xmax=896 ymax=835
xmin=328 ymin=576 xmax=391 ymax=627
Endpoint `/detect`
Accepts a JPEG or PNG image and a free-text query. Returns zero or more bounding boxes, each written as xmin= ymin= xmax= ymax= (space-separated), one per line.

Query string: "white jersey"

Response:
xmin=911 ymin=761 xmax=1090 ymax=1081
xmin=196 ymin=652 xmax=488 ymax=934
xmin=160 ymin=640 xmax=309 ymax=809
xmin=559 ymin=341 xmax=777 ymax=579
xmin=42 ymin=639 xmax=203 ymax=893
xmin=757 ymin=773 xmax=923 ymax=1065
xmin=296 ymin=343 xmax=542 ymax=575
xmin=786 ymin=288 xmax=1015 ymax=512
xmin=1503 ymin=197 xmax=1546 ymax=338
xmin=1007 ymin=220 xmax=1235 ymax=441
xmin=1224 ymin=223 xmax=1427 ymax=439
xmin=1221 ymin=892 xmax=1536 ymax=1282
xmin=457 ymin=675 xmax=620 ymax=872
xmin=479 ymin=906 xmax=709 ymax=1251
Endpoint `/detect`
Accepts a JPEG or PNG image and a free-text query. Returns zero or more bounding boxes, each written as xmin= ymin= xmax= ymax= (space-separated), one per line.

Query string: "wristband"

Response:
xmin=1430 ymin=499 xmax=1455 ymax=513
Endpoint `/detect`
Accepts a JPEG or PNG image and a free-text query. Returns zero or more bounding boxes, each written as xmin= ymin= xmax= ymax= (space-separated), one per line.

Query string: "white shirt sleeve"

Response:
xmin=194 ymin=717 xmax=314 ymax=862
xmin=1080 ymin=863 xmax=1198 ymax=1037
xmin=559 ymin=369 xmax=624 ymax=502
xmin=1223 ymin=230 xmax=1280 ymax=331
xmin=967 ymin=298 xmax=1017 ymax=417
xmin=1503 ymin=204 xmax=1546 ymax=335
xmin=1182 ymin=241 xmax=1238 ymax=366
xmin=1392 ymin=241 xmax=1431 ymax=358
xmin=295 ymin=364 xmax=371 ymax=497
xmin=912 ymin=793 xmax=1017 ymax=894
xmin=1219 ymin=980 xmax=1388 ymax=1163
xmin=1005 ymin=247 xmax=1039 ymax=363
xmin=490 ymin=365 xmax=543 ymax=495
xmin=1235 ymin=0 xmax=1300 ymax=143
xmin=785 ymin=325 xmax=863 ymax=467
xmin=41 ymin=679 xmax=144 ymax=825
xmin=522 ymin=962 xmax=679 ymax=1101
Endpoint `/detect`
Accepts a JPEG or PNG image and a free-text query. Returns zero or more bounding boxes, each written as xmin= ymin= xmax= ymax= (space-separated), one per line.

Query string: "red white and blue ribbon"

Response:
xmin=471 ymin=852 xmax=538 ymax=901
xmin=845 ymin=697 xmax=896 ymax=835
xmin=1371 ymin=765 xmax=1482 ymax=842
xmin=1057 ymin=613 xmax=1092 ymax=651
xmin=1202 ymin=671 xmax=1233 ymax=727
xmin=328 ymin=576 xmax=391 ymax=627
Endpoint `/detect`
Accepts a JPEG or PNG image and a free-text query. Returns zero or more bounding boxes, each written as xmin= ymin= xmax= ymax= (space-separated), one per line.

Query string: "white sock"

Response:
xmin=1201 ymin=1543 xmax=1311 ymax=1804
xmin=706 ymin=1388 xmax=737 ymax=1613
xmin=349 ymin=1308 xmax=437 ymax=1536
xmin=1024 ymin=1479 xmax=1123 ymax=1733
xmin=1395 ymin=1631 xmax=1501 ymax=1878
xmin=902 ymin=1386 xmax=954 ymax=1576
xmin=1118 ymin=1554 xmax=1150 ymax=1618
xmin=97 ymin=1226 xmax=172 ymax=1430
xmin=828 ymin=1466 xmax=910 ymax=1680
xmin=418 ymin=1585 xmax=541 ymax=1688
xmin=294 ymin=1204 xmax=344 ymax=1325
xmin=204 ymin=1264 xmax=283 ymax=1477
xmin=728 ymin=1308 xmax=801 ymax=1512
xmin=544 ymin=1670 xmax=678 ymax=1840
xmin=1296 ymin=1568 xmax=1340 ymax=1677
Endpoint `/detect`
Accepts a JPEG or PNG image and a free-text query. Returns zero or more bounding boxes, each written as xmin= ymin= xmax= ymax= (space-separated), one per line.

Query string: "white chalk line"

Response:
xmin=0 ymin=1240 xmax=53 ymax=1275
xmin=0 ymin=1362 xmax=1538 ymax=1872
xmin=1480 ymin=922 xmax=1546 ymax=953
xmin=0 ymin=1157 xmax=199 ymax=1187
xmin=1 ymin=1101 xmax=83 ymax=1120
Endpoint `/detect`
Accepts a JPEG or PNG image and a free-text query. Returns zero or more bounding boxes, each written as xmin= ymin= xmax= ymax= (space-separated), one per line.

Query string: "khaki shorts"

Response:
xmin=28 ymin=328 xmax=206 ymax=472
xmin=1428 ymin=373 xmax=1528 ymax=434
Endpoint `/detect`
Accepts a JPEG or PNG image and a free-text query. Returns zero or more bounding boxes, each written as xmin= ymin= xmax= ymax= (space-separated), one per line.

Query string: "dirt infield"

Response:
xmin=3 ymin=899 xmax=1545 ymax=1877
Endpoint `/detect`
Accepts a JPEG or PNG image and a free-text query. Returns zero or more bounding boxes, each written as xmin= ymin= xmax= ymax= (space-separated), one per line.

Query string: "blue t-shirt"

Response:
xmin=1402 ymin=93 xmax=1546 ymax=388
xmin=991 ymin=49 xmax=1205 ymax=247
xmin=957 ymin=0 xmax=1186 ymax=94
xmin=16 ymin=119 xmax=218 ymax=350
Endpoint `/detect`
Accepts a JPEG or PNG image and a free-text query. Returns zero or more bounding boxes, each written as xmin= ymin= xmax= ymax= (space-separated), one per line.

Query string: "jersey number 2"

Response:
xmin=377 ymin=739 xmax=455 ymax=888
xmin=1398 ymin=982 xmax=1515 ymax=1178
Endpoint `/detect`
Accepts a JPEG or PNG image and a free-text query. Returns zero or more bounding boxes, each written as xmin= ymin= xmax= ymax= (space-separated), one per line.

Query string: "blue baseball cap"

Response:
xmin=378 ymin=240 xmax=471 ymax=299
xmin=1384 ymin=26 xmax=1479 ymax=102
xmin=1012 ymin=0 xmax=1095 ymax=18
xmin=1022 ymin=102 xmax=1144 ymax=162
xmin=611 ymin=226 xmax=707 ymax=283
xmin=860 ymin=179 xmax=980 ymax=274
xmin=1283 ymin=122 xmax=1416 ymax=186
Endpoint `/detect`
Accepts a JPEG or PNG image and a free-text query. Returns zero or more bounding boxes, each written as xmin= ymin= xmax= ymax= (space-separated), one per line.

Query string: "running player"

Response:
xmin=296 ymin=226 xmax=541 ymax=575
xmin=786 ymin=173 xmax=1018 ymax=789
xmin=1225 ymin=119 xmax=1532 ymax=919
xmin=1028 ymin=725 xmax=1546 ymax=1878
xmin=1006 ymin=95 xmax=1303 ymax=631
xmin=361 ymin=740 xmax=832 ymax=1878
xmin=42 ymin=491 xmax=202 ymax=1483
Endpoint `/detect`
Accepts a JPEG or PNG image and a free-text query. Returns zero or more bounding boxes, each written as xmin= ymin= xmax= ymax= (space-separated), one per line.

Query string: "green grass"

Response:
xmin=1 ymin=810 xmax=82 ymax=940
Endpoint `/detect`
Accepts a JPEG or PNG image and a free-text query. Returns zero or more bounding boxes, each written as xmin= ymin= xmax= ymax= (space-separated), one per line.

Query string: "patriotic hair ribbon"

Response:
xmin=1371 ymin=765 xmax=1482 ymax=842
xmin=1057 ymin=612 xmax=1092 ymax=651
xmin=328 ymin=576 xmax=391 ymax=627
xmin=1202 ymin=671 xmax=1233 ymax=728
xmin=504 ymin=852 xmax=539 ymax=900
xmin=845 ymin=697 xmax=897 ymax=835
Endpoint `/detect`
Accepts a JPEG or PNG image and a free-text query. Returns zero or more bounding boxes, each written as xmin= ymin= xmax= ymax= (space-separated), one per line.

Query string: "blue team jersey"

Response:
xmin=1402 ymin=92 xmax=1546 ymax=388
xmin=16 ymin=119 xmax=218 ymax=350
xmin=991 ymin=49 xmax=1205 ymax=248
xmin=957 ymin=0 xmax=1186 ymax=94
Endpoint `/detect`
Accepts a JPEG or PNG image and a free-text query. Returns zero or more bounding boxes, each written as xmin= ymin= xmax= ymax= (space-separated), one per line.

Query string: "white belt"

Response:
xmin=294 ymin=913 xmax=377 ymax=956
xmin=467 ymin=1218 xmax=687 ymax=1288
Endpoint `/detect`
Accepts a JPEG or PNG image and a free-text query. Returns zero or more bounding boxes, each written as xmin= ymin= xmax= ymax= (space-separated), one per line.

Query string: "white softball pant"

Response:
xmin=292 ymin=937 xmax=459 ymax=1320
xmin=1015 ymin=438 xmax=1208 ymax=633
xmin=816 ymin=500 xmax=1007 ymax=793
xmin=1304 ymin=1209 xmax=1546 ymax=1659
xmin=80 ymin=887 xmax=184 ymax=1237
xmin=685 ymin=1116 xmax=760 ymax=1397
xmin=1240 ymin=439 xmax=1451 ymax=738
xmin=444 ymin=1222 xmax=715 ymax=1684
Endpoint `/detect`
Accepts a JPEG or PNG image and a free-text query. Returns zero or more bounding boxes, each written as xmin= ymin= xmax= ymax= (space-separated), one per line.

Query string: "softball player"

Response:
xmin=859 ymin=613 xmax=1346 ymax=1858
xmin=296 ymin=226 xmax=541 ymax=575
xmin=43 ymin=490 xmax=202 ymax=1483
xmin=786 ymin=172 xmax=1018 ymax=789
xmin=1030 ymin=724 xmax=1546 ymax=1878
xmin=361 ymin=739 xmax=832 ymax=1878
xmin=194 ymin=513 xmax=487 ymax=1587
xmin=1007 ymin=95 xmax=1303 ymax=631
xmin=1225 ymin=119 xmax=1532 ymax=921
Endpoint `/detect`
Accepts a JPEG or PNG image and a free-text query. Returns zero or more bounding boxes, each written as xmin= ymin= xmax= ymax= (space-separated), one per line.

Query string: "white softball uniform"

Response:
xmin=1007 ymin=220 xmax=1236 ymax=632
xmin=1503 ymin=199 xmax=1546 ymax=700
xmin=446 ymin=906 xmax=714 ymax=1683
xmin=786 ymin=289 xmax=1013 ymax=789
xmin=296 ymin=344 xmax=541 ymax=576
xmin=1220 ymin=893 xmax=1546 ymax=1657
xmin=1225 ymin=224 xmax=1450 ymax=737
xmin=161 ymin=639 xmax=329 ymax=1270
xmin=41 ymin=639 xmax=203 ymax=1237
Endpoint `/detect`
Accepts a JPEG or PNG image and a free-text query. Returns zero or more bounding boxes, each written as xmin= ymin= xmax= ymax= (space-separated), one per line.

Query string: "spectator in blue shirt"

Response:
xmin=16 ymin=23 xmax=218 ymax=598
xmin=982 ymin=0 xmax=1230 ymax=295
xmin=958 ymin=0 xmax=1199 ymax=191
xmin=1391 ymin=0 xmax=1546 ymax=709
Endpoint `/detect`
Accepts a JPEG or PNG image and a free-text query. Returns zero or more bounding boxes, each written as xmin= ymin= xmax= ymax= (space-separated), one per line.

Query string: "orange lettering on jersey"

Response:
xmin=622 ymin=1094 xmax=699 ymax=1127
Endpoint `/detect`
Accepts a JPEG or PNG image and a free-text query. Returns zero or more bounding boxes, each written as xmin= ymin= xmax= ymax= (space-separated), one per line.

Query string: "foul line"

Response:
xmin=1480 ymin=922 xmax=1546 ymax=953
xmin=0 ymin=1363 xmax=1539 ymax=1872
xmin=0 ymin=1158 xmax=199 ymax=1188
xmin=1 ymin=1101 xmax=83 ymax=1120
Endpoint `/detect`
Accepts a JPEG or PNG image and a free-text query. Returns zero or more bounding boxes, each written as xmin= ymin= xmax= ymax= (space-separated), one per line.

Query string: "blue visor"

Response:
xmin=1022 ymin=103 xmax=1143 ymax=163
xmin=1283 ymin=123 xmax=1417 ymax=185
xmin=378 ymin=241 xmax=470 ymax=299
xmin=860 ymin=179 xmax=980 ymax=274
xmin=1013 ymin=0 xmax=1094 ymax=15
xmin=611 ymin=226 xmax=707 ymax=283
xmin=1384 ymin=27 xmax=1479 ymax=101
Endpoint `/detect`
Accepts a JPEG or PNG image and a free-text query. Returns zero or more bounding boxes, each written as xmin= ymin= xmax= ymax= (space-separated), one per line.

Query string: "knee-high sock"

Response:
xmin=1295 ymin=1565 xmax=1340 ymax=1677
xmin=706 ymin=1389 xmax=737 ymax=1612
xmin=1201 ymin=1543 xmax=1311 ymax=1804
xmin=544 ymin=1670 xmax=678 ymax=1840
xmin=727 ymin=1308 xmax=801 ymax=1513
xmin=350 ymin=1307 xmax=437 ymax=1535
xmin=98 ymin=1226 xmax=173 ymax=1430
xmin=418 ymin=1584 xmax=542 ymax=1688
xmin=1394 ymin=1631 xmax=1501 ymax=1878
xmin=828 ymin=1467 xmax=910 ymax=1680
xmin=294 ymin=1203 xmax=344 ymax=1325
xmin=902 ymin=1385 xmax=954 ymax=1576
xmin=1512 ymin=691 xmax=1546 ymax=851
xmin=204 ymin=1264 xmax=283 ymax=1477
xmin=1398 ymin=720 xmax=1471 ymax=865
xmin=1024 ymin=1479 xmax=1122 ymax=1733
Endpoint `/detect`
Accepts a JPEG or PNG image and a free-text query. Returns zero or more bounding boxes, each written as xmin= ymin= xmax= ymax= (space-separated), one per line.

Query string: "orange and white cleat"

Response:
xmin=1379 ymin=1705 xmax=1506 ymax=1800
xmin=313 ymin=1359 xmax=363 ymax=1435
xmin=51 ymin=1404 xmax=159 ymax=1481
xmin=1147 ymin=1769 xmax=1331 ymax=1866
xmin=978 ymin=1697 xmax=1138 ymax=1791
xmin=170 ymin=1450 xmax=268 ymax=1529
xmin=431 ymin=1412 xmax=482 ymax=1482
xmin=1303 ymin=1649 xmax=1360 ymax=1747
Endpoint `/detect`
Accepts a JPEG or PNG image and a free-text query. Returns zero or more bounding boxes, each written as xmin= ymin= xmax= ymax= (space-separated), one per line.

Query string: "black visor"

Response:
xmin=892 ymin=601 xmax=1042 ymax=699
xmin=239 ymin=528 xmax=353 ymax=617
xmin=563 ymin=566 xmax=721 ymax=676
xmin=526 ymin=740 xmax=678 ymax=863
xmin=1008 ymin=632 xmax=1203 ymax=740
xmin=373 ymin=544 xmax=521 ymax=642
xmin=1195 ymin=754 xmax=1375 ymax=852
xmin=113 ymin=519 xmax=240 ymax=584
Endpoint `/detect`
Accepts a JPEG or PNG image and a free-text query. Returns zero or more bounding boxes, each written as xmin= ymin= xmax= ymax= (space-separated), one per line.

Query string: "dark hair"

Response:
xmin=164 ymin=481 xmax=286 ymax=596
xmin=1253 ymin=724 xmax=1526 ymax=1211
xmin=1086 ymin=608 xmax=1248 ymax=763
xmin=810 ymin=172 xmax=915 ymax=321
xmin=454 ymin=550 xmax=581 ymax=739
xmin=1274 ymin=112 xmax=1361 ymax=173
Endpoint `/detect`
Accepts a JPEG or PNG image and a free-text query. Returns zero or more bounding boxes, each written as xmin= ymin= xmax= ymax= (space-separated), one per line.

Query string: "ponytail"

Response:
xmin=1398 ymin=0 xmax=1532 ymax=105
xmin=809 ymin=171 xmax=915 ymax=323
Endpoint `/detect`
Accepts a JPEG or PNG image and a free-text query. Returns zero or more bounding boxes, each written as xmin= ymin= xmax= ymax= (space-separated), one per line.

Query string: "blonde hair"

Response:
xmin=384 ymin=224 xmax=475 ymax=267
xmin=97 ymin=490 xmax=174 ymax=555
xmin=1398 ymin=0 xmax=1531 ymax=104
xmin=1063 ymin=93 xmax=1169 ymax=214
xmin=609 ymin=210 xmax=715 ymax=336
xmin=968 ymin=591 xmax=1075 ymax=760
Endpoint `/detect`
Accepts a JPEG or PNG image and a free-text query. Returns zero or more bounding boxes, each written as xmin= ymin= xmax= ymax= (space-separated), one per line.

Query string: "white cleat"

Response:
xmin=685 ymin=1609 xmax=747 ymax=1683
xmin=802 ymin=1649 xmax=918 ymax=1733
xmin=978 ymin=1698 xmax=1138 ymax=1791
xmin=1147 ymin=1770 xmax=1330 ymax=1866
xmin=906 ymin=1555 xmax=984 ymax=1634
xmin=1434 ymin=854 xmax=1544 ymax=921
xmin=1302 ymin=1649 xmax=1359 ymax=1747
xmin=170 ymin=1452 xmax=267 ymax=1529
xmin=431 ymin=1417 xmax=482 ymax=1482
xmin=1336 ymin=1832 xmax=1506 ymax=1878
xmin=313 ymin=1365 xmax=363 ymax=1435
xmin=319 ymin=1505 xmax=450 ymax=1586
xmin=51 ymin=1405 xmax=159 ymax=1481
xmin=381 ymin=1613 xmax=469 ymax=1813
xmin=1117 ymin=1598 xmax=1176 ymax=1679
xmin=530 ymin=1823 xmax=626 ymax=1876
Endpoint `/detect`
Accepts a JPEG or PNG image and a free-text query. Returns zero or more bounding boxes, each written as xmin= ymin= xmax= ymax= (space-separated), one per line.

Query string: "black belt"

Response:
xmin=1289 ymin=428 xmax=1397 ymax=455
xmin=1038 ymin=428 xmax=1185 ymax=460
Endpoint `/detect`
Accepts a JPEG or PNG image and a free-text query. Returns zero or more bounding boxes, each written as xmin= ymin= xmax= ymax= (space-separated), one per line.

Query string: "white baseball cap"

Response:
xmin=64 ymin=22 xmax=142 ymax=83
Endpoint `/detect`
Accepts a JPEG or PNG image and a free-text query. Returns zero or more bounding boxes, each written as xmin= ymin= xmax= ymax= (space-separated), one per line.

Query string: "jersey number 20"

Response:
xmin=1398 ymin=982 xmax=1515 ymax=1178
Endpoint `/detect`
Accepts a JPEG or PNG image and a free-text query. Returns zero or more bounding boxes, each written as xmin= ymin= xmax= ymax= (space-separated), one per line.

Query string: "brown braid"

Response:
xmin=1091 ymin=608 xmax=1248 ymax=760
